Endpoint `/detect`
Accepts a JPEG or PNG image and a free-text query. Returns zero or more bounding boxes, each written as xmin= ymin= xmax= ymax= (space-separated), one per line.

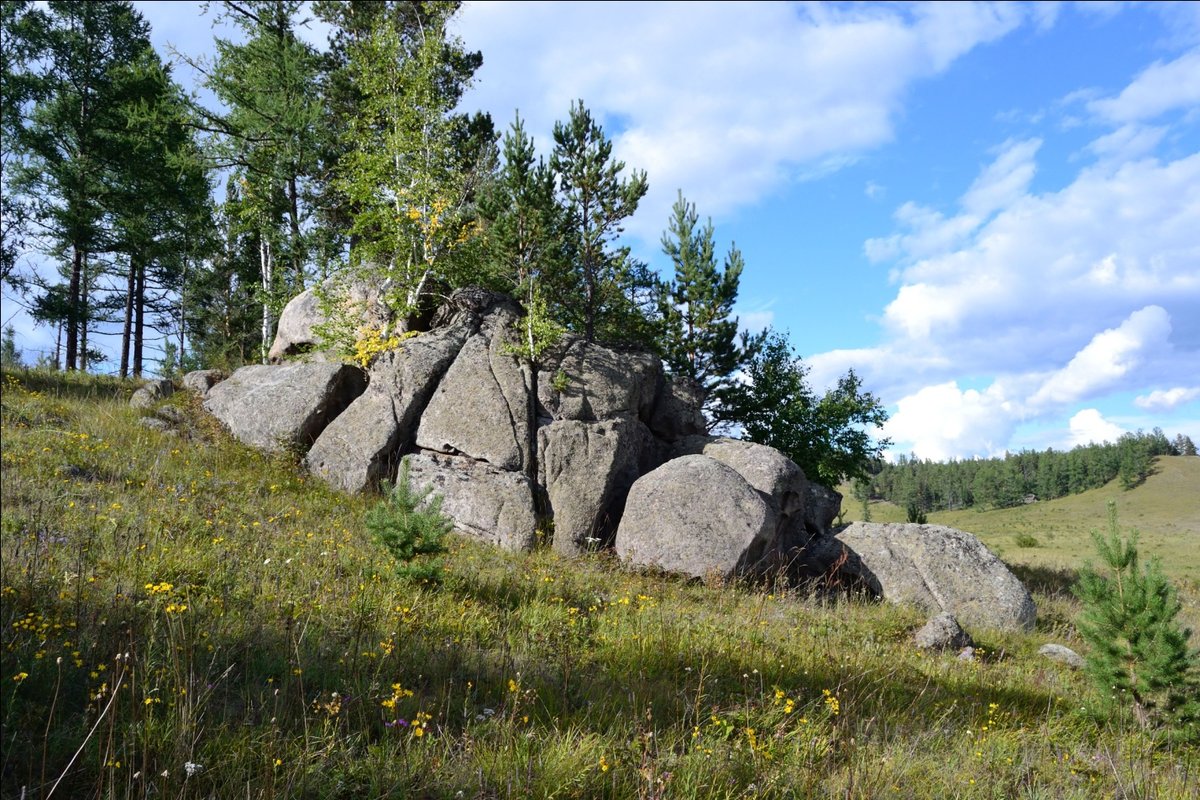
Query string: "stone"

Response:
xmin=403 ymin=451 xmax=538 ymax=551
xmin=803 ymin=482 xmax=843 ymax=539
xmin=203 ymin=362 xmax=366 ymax=454
xmin=306 ymin=326 xmax=469 ymax=494
xmin=615 ymin=455 xmax=775 ymax=580
xmin=913 ymin=612 xmax=974 ymax=651
xmin=674 ymin=435 xmax=808 ymax=551
xmin=130 ymin=378 xmax=173 ymax=409
xmin=138 ymin=416 xmax=174 ymax=433
xmin=830 ymin=522 xmax=1037 ymax=632
xmin=538 ymin=417 xmax=655 ymax=554
xmin=182 ymin=369 xmax=225 ymax=398
xmin=267 ymin=287 xmax=326 ymax=362
xmin=416 ymin=300 xmax=533 ymax=472
xmin=153 ymin=406 xmax=187 ymax=425
xmin=537 ymin=338 xmax=661 ymax=423
xmin=1039 ymin=643 xmax=1085 ymax=669
xmin=268 ymin=277 xmax=395 ymax=362
xmin=646 ymin=375 xmax=706 ymax=441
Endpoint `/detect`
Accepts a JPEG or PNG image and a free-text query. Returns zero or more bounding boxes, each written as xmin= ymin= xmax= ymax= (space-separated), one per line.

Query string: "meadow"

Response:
xmin=1 ymin=369 xmax=1197 ymax=799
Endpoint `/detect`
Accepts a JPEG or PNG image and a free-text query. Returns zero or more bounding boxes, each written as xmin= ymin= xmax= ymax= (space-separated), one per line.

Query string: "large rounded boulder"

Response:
xmin=831 ymin=522 xmax=1037 ymax=632
xmin=615 ymin=455 xmax=775 ymax=580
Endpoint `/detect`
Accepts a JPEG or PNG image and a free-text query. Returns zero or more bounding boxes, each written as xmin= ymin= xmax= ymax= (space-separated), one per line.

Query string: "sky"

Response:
xmin=5 ymin=1 xmax=1199 ymax=462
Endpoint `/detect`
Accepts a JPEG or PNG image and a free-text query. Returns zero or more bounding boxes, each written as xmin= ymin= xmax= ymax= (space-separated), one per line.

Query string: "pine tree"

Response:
xmin=10 ymin=0 xmax=154 ymax=370
xmin=479 ymin=113 xmax=567 ymax=362
xmin=658 ymin=190 xmax=762 ymax=426
xmin=1075 ymin=501 xmax=1199 ymax=733
xmin=550 ymin=101 xmax=650 ymax=345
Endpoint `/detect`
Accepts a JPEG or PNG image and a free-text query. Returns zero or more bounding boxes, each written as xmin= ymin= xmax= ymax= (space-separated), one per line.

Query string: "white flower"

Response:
xmin=184 ymin=762 xmax=203 ymax=777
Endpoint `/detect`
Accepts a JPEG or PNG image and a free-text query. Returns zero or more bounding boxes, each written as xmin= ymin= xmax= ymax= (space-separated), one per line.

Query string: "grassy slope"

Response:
xmin=841 ymin=457 xmax=1200 ymax=585
xmin=2 ymin=369 xmax=1197 ymax=799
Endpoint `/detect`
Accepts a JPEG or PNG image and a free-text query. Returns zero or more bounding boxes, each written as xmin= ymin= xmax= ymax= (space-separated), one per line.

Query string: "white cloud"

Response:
xmin=1028 ymin=306 xmax=1172 ymax=409
xmin=884 ymin=381 xmax=1018 ymax=461
xmin=1134 ymin=386 xmax=1200 ymax=410
xmin=454 ymin=1 xmax=1028 ymax=240
xmin=1067 ymin=408 xmax=1125 ymax=447
xmin=1087 ymin=48 xmax=1200 ymax=123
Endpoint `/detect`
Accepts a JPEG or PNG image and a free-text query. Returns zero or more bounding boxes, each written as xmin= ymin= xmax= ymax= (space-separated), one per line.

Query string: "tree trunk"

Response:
xmin=66 ymin=245 xmax=82 ymax=370
xmin=133 ymin=259 xmax=145 ymax=377
xmin=260 ymin=235 xmax=273 ymax=364
xmin=120 ymin=255 xmax=135 ymax=378
xmin=79 ymin=252 xmax=89 ymax=372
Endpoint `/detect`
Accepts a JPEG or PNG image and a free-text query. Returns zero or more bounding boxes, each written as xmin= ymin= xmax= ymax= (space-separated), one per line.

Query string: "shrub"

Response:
xmin=365 ymin=458 xmax=452 ymax=582
xmin=1074 ymin=501 xmax=1199 ymax=735
xmin=1014 ymin=533 xmax=1040 ymax=548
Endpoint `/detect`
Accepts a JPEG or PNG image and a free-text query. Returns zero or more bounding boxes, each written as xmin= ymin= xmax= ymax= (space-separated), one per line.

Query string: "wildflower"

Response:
xmin=184 ymin=762 xmax=203 ymax=777
xmin=599 ymin=756 xmax=609 ymax=772
xmin=12 ymin=672 xmax=28 ymax=683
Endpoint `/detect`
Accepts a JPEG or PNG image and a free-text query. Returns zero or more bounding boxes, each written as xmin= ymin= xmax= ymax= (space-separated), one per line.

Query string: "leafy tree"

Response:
xmin=1075 ymin=501 xmax=1199 ymax=734
xmin=658 ymin=190 xmax=762 ymax=426
xmin=329 ymin=1 xmax=490 ymax=341
xmin=550 ymin=100 xmax=651 ymax=345
xmin=724 ymin=331 xmax=890 ymax=487
xmin=1173 ymin=433 xmax=1197 ymax=457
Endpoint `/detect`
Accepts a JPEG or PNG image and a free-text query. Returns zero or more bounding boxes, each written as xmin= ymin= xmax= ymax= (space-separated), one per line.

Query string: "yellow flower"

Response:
xmin=12 ymin=672 xmax=28 ymax=683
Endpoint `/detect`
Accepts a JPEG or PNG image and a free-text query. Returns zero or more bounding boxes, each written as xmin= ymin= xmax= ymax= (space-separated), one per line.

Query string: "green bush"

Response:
xmin=365 ymin=458 xmax=452 ymax=582
xmin=1014 ymin=533 xmax=1040 ymax=548
xmin=1074 ymin=501 xmax=1199 ymax=736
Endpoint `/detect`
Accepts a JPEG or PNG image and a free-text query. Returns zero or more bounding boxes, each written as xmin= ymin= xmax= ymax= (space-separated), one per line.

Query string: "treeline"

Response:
xmin=1 ymin=0 xmax=890 ymax=488
xmin=861 ymin=429 xmax=1198 ymax=515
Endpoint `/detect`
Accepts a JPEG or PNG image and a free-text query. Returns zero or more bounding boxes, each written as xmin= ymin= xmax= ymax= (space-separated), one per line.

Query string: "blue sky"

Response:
xmin=6 ymin=1 xmax=1199 ymax=461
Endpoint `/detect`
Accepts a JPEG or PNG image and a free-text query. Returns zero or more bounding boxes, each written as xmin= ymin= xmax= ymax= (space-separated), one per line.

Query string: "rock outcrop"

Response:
xmin=827 ymin=522 xmax=1037 ymax=632
xmin=198 ymin=286 xmax=1034 ymax=629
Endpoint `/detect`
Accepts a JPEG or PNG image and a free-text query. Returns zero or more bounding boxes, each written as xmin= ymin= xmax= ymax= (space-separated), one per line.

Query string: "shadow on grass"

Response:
xmin=4 ymin=366 xmax=133 ymax=402
xmin=1008 ymin=562 xmax=1079 ymax=598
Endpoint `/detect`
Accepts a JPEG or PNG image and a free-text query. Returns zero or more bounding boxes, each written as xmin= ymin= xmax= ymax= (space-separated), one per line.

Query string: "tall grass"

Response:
xmin=2 ymin=368 xmax=1196 ymax=798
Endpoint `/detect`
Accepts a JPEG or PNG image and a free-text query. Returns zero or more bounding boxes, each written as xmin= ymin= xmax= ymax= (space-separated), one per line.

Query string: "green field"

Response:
xmin=842 ymin=456 xmax=1200 ymax=588
xmin=2 ymin=369 xmax=1197 ymax=799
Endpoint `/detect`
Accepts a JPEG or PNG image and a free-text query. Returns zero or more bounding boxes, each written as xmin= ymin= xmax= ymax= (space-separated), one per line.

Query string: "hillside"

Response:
xmin=842 ymin=456 xmax=1200 ymax=587
xmin=1 ymin=370 xmax=1197 ymax=799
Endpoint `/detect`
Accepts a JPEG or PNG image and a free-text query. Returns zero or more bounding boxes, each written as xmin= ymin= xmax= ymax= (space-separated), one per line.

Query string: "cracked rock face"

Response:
xmin=829 ymin=522 xmax=1037 ymax=632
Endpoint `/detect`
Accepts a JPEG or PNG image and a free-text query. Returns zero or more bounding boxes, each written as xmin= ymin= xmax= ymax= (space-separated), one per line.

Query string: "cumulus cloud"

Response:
xmin=454 ymin=1 xmax=1027 ymax=241
xmin=1134 ymin=386 xmax=1200 ymax=411
xmin=883 ymin=381 xmax=1018 ymax=461
xmin=1028 ymin=306 xmax=1173 ymax=409
xmin=815 ymin=34 xmax=1200 ymax=460
xmin=1067 ymin=409 xmax=1125 ymax=447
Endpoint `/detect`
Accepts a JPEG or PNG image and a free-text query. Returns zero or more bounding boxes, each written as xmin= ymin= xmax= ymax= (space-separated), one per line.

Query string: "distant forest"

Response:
xmin=859 ymin=429 xmax=1198 ymax=516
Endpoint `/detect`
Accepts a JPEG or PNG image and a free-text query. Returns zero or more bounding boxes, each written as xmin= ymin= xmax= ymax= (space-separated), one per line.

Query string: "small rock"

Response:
xmin=182 ymin=369 xmax=225 ymax=398
xmin=1039 ymin=643 xmax=1085 ymax=669
xmin=138 ymin=417 xmax=174 ymax=433
xmin=914 ymin=612 xmax=975 ymax=651
xmin=154 ymin=406 xmax=187 ymax=425
xmin=130 ymin=379 xmax=174 ymax=409
xmin=957 ymin=646 xmax=977 ymax=663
